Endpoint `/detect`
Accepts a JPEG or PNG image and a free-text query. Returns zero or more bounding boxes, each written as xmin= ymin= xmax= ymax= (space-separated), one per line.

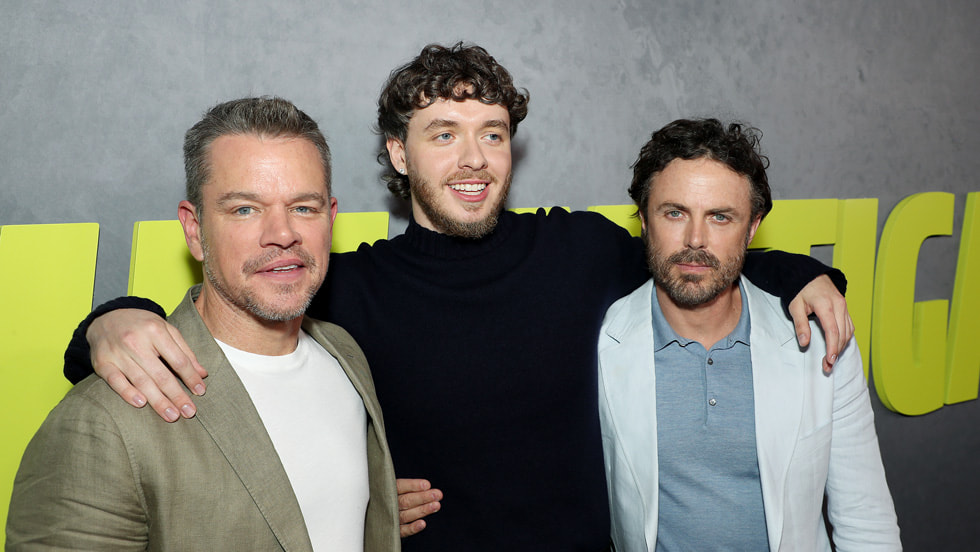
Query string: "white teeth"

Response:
xmin=271 ymin=265 xmax=299 ymax=272
xmin=450 ymin=183 xmax=487 ymax=193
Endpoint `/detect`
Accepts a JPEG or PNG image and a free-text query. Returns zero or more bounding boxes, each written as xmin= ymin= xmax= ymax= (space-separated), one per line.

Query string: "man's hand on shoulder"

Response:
xmin=88 ymin=308 xmax=207 ymax=422
xmin=788 ymin=274 xmax=855 ymax=374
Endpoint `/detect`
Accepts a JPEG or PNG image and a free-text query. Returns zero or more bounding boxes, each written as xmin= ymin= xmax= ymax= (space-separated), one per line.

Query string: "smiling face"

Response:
xmin=179 ymin=133 xmax=337 ymax=331
xmin=386 ymin=98 xmax=512 ymax=238
xmin=642 ymin=157 xmax=762 ymax=308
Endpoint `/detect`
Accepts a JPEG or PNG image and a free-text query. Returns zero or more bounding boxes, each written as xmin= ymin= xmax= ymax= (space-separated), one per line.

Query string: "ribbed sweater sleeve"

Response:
xmin=743 ymin=250 xmax=847 ymax=314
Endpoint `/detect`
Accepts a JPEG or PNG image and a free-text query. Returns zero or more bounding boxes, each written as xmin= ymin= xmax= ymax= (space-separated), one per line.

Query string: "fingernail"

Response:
xmin=829 ymin=354 xmax=838 ymax=365
xmin=181 ymin=404 xmax=197 ymax=418
xmin=133 ymin=395 xmax=147 ymax=407
xmin=164 ymin=407 xmax=179 ymax=422
xmin=798 ymin=333 xmax=807 ymax=343
xmin=193 ymin=384 xmax=206 ymax=396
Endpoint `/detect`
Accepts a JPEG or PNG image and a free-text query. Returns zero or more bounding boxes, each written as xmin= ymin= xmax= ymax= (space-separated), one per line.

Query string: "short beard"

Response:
xmin=201 ymin=232 xmax=320 ymax=322
xmin=646 ymin=235 xmax=748 ymax=308
xmin=409 ymin=167 xmax=511 ymax=239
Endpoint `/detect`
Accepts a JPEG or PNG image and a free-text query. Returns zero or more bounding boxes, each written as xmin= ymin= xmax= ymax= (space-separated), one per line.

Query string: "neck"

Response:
xmin=194 ymin=287 xmax=303 ymax=356
xmin=655 ymin=281 xmax=742 ymax=350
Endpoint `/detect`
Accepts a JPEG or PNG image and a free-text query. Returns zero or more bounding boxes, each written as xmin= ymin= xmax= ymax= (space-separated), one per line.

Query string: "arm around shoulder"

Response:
xmin=63 ymin=296 xmax=167 ymax=384
xmin=743 ymin=250 xmax=846 ymax=307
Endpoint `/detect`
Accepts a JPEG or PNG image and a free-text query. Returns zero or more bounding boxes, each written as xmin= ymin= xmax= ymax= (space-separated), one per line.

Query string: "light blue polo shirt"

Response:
xmin=652 ymin=280 xmax=769 ymax=550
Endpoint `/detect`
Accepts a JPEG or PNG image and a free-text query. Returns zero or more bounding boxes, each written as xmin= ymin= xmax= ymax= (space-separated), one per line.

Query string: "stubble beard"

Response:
xmin=409 ymin=167 xmax=512 ymax=239
xmin=200 ymin=232 xmax=321 ymax=323
xmin=645 ymin=233 xmax=748 ymax=308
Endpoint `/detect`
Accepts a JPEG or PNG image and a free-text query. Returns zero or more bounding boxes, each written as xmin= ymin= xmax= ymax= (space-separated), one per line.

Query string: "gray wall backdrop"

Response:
xmin=2 ymin=1 xmax=977 ymax=548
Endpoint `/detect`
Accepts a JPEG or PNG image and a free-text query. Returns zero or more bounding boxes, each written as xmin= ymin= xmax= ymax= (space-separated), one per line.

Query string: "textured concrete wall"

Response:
xmin=2 ymin=0 xmax=978 ymax=547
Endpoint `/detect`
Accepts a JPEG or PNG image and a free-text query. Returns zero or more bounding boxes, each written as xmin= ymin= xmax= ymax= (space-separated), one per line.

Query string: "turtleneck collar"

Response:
xmin=400 ymin=210 xmax=517 ymax=260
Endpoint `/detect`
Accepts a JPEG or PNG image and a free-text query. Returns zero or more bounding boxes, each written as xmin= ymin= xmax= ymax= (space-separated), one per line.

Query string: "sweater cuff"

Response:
xmin=63 ymin=296 xmax=167 ymax=384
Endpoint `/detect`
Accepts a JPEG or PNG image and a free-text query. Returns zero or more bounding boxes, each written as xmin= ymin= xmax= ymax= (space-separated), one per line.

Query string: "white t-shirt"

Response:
xmin=217 ymin=331 xmax=369 ymax=551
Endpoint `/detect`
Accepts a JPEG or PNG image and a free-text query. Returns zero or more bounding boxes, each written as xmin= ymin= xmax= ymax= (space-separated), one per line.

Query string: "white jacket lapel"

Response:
xmin=743 ymin=278 xmax=805 ymax=551
xmin=600 ymin=280 xmax=660 ymax=548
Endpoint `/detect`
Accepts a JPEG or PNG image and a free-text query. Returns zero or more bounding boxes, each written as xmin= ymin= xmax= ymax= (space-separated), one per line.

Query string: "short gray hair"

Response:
xmin=184 ymin=97 xmax=331 ymax=212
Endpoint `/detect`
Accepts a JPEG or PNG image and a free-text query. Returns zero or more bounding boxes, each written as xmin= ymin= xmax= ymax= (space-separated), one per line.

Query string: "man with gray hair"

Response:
xmin=6 ymin=97 xmax=399 ymax=551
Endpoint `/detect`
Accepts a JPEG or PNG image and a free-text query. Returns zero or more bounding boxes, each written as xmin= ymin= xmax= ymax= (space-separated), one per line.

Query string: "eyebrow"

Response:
xmin=423 ymin=118 xmax=510 ymax=134
xmin=657 ymin=202 xmax=688 ymax=212
xmin=423 ymin=119 xmax=459 ymax=132
xmin=483 ymin=119 xmax=510 ymax=132
xmin=657 ymin=202 xmax=737 ymax=215
xmin=215 ymin=191 xmax=327 ymax=205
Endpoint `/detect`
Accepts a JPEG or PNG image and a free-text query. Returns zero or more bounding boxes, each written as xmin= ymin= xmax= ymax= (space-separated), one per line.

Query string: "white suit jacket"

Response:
xmin=598 ymin=277 xmax=901 ymax=551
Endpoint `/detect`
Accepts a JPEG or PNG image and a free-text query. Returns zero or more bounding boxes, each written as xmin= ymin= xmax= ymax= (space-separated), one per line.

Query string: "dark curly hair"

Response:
xmin=376 ymin=42 xmax=530 ymax=199
xmin=629 ymin=118 xmax=772 ymax=221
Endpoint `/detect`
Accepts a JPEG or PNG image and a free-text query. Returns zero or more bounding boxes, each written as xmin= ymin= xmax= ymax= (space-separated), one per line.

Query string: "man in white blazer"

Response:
xmin=598 ymin=118 xmax=900 ymax=551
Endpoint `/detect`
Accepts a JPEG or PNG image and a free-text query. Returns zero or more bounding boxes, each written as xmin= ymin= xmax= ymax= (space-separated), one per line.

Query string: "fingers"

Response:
xmin=88 ymin=309 xmax=202 ymax=422
xmin=117 ymin=355 xmax=194 ymax=422
xmin=162 ymin=324 xmax=208 ymax=393
xmin=819 ymin=317 xmax=841 ymax=375
xmin=787 ymin=297 xmax=812 ymax=348
xmin=401 ymin=519 xmax=428 ymax=538
xmin=790 ymin=274 xmax=856 ymax=375
xmin=397 ymin=478 xmax=442 ymax=538
xmin=102 ymin=365 xmax=147 ymax=408
xmin=396 ymin=478 xmax=428 ymax=495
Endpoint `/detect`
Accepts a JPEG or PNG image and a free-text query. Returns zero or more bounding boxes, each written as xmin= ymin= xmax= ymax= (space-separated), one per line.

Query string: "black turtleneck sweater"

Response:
xmin=65 ymin=208 xmax=843 ymax=552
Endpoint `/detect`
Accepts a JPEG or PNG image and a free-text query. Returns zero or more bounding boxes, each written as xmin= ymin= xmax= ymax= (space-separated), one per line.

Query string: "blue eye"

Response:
xmin=235 ymin=206 xmax=253 ymax=215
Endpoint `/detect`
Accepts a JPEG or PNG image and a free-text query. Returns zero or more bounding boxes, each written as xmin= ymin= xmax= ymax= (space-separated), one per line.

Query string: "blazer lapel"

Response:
xmin=742 ymin=278 xmax=804 ymax=551
xmin=302 ymin=318 xmax=400 ymax=551
xmin=601 ymin=280 xmax=661 ymax=546
xmin=169 ymin=290 xmax=314 ymax=552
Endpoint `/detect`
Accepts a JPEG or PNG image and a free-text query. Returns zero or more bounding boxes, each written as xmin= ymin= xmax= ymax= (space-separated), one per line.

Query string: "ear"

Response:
xmin=746 ymin=214 xmax=763 ymax=245
xmin=328 ymin=195 xmax=338 ymax=225
xmin=177 ymin=200 xmax=205 ymax=262
xmin=638 ymin=209 xmax=648 ymax=235
xmin=386 ymin=137 xmax=406 ymax=175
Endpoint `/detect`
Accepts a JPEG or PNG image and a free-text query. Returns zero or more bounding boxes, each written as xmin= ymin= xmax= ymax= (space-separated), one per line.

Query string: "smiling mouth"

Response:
xmin=244 ymin=249 xmax=315 ymax=276
xmin=449 ymin=182 xmax=488 ymax=195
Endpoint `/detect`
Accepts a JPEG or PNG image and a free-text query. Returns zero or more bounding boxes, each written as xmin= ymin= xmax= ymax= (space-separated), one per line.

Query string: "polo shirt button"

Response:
xmin=707 ymin=358 xmax=714 ymax=365
xmin=708 ymin=398 xmax=717 ymax=406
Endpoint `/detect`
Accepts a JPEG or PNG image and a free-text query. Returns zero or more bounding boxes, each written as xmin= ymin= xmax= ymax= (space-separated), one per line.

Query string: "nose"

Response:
xmin=261 ymin=207 xmax=301 ymax=249
xmin=685 ymin=218 xmax=707 ymax=249
xmin=458 ymin=135 xmax=488 ymax=171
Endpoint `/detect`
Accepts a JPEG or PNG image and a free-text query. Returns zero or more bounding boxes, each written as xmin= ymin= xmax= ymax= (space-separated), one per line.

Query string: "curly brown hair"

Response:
xmin=376 ymin=42 xmax=529 ymax=199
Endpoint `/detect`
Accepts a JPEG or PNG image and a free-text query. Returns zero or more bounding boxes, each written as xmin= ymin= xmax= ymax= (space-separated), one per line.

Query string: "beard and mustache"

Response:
xmin=646 ymin=233 xmax=748 ymax=308
xmin=201 ymin=233 xmax=322 ymax=323
xmin=408 ymin=167 xmax=512 ymax=239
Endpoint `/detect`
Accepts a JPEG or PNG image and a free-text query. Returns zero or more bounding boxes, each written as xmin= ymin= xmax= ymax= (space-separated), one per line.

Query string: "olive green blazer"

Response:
xmin=7 ymin=287 xmax=400 ymax=551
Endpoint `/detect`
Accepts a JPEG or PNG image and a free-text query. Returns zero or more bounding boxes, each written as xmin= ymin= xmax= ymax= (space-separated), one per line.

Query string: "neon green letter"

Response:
xmin=872 ymin=192 xmax=953 ymax=415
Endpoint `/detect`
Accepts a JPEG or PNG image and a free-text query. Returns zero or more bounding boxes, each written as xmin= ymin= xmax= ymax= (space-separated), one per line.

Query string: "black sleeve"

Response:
xmin=742 ymin=250 xmax=848 ymax=315
xmin=63 ymin=296 xmax=166 ymax=384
